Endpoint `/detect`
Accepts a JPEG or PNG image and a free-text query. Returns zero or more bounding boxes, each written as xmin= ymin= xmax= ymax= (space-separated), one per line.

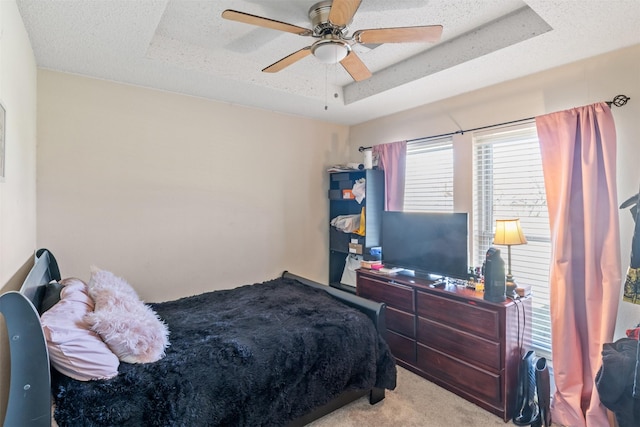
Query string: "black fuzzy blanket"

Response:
xmin=52 ymin=277 xmax=396 ymax=426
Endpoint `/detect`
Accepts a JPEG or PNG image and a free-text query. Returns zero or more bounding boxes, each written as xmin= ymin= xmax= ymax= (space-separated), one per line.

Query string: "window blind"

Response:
xmin=404 ymin=137 xmax=454 ymax=212
xmin=473 ymin=124 xmax=552 ymax=357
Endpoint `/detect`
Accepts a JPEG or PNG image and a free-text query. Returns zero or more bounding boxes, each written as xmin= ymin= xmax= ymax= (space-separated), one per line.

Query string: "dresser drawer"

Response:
xmin=417 ymin=343 xmax=502 ymax=408
xmin=358 ymin=276 xmax=415 ymax=313
xmin=386 ymin=330 xmax=416 ymax=364
xmin=416 ymin=291 xmax=500 ymax=341
xmin=417 ymin=317 xmax=500 ymax=371
xmin=387 ymin=306 xmax=415 ymax=338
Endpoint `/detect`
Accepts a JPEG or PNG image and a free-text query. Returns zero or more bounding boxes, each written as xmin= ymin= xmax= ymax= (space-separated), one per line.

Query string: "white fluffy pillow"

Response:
xmin=84 ymin=267 xmax=170 ymax=364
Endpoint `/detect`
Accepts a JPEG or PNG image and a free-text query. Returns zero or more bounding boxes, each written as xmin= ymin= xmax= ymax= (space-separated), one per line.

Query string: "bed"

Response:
xmin=0 ymin=249 xmax=396 ymax=426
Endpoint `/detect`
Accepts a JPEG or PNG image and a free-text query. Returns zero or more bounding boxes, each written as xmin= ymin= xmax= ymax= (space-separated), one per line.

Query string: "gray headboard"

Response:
xmin=0 ymin=249 xmax=57 ymax=426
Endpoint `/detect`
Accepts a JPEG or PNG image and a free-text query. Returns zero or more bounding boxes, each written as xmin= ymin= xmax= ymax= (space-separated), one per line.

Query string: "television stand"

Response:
xmin=356 ymin=268 xmax=532 ymax=422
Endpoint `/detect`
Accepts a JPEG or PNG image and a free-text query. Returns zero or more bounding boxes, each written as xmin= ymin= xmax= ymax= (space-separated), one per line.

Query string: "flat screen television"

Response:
xmin=381 ymin=211 xmax=469 ymax=280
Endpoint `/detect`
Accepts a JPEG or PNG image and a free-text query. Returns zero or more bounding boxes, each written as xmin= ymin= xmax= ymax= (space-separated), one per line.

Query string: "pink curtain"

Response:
xmin=373 ymin=141 xmax=407 ymax=211
xmin=536 ymin=102 xmax=621 ymax=427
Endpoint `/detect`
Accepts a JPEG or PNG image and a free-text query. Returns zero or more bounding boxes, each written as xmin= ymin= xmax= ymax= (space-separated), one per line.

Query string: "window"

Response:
xmin=473 ymin=124 xmax=552 ymax=358
xmin=404 ymin=137 xmax=454 ymax=212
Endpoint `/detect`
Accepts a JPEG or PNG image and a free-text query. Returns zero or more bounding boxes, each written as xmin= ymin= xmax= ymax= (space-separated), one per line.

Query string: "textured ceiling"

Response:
xmin=16 ymin=0 xmax=640 ymax=125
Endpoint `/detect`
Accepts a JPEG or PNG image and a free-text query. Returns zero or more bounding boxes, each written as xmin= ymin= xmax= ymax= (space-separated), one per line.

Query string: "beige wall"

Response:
xmin=36 ymin=70 xmax=350 ymax=302
xmin=34 ymin=45 xmax=640 ymax=337
xmin=349 ymin=44 xmax=640 ymax=340
xmin=0 ymin=1 xmax=37 ymax=288
xmin=0 ymin=1 xmax=38 ymax=423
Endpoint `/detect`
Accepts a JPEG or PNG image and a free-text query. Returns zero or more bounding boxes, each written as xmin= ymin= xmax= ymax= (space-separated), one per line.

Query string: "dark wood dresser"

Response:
xmin=356 ymin=269 xmax=532 ymax=422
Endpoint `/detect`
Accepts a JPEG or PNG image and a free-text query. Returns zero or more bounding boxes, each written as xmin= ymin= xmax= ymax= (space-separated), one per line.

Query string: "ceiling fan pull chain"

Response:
xmin=324 ymin=66 xmax=328 ymax=111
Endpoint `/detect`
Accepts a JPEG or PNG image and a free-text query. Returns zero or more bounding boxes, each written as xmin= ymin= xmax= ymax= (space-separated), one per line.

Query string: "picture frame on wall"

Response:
xmin=0 ymin=102 xmax=5 ymax=181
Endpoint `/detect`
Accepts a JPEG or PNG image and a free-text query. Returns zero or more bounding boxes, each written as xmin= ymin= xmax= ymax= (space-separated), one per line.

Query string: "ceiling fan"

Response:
xmin=221 ymin=0 xmax=443 ymax=82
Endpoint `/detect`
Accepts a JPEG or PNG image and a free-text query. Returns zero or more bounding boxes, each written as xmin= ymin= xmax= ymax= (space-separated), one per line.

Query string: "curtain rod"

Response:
xmin=358 ymin=94 xmax=630 ymax=152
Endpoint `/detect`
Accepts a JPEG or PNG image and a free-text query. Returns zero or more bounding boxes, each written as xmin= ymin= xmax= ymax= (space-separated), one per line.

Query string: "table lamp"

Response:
xmin=493 ymin=219 xmax=527 ymax=297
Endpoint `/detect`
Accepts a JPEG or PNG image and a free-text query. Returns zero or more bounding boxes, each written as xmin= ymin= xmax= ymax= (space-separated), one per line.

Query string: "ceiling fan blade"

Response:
xmin=354 ymin=25 xmax=443 ymax=44
xmin=328 ymin=0 xmax=362 ymax=27
xmin=262 ymin=47 xmax=312 ymax=73
xmin=340 ymin=51 xmax=372 ymax=82
xmin=222 ymin=10 xmax=312 ymax=36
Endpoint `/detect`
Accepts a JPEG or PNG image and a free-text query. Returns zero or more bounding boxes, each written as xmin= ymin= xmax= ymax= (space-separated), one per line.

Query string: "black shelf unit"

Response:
xmin=328 ymin=169 xmax=384 ymax=292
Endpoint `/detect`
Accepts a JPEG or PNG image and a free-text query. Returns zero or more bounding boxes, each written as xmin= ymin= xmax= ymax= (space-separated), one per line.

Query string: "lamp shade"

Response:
xmin=493 ymin=219 xmax=527 ymax=246
xmin=311 ymin=39 xmax=350 ymax=63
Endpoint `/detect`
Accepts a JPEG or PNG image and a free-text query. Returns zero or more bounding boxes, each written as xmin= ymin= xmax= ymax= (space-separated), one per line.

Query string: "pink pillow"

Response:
xmin=84 ymin=267 xmax=169 ymax=364
xmin=40 ymin=278 xmax=120 ymax=381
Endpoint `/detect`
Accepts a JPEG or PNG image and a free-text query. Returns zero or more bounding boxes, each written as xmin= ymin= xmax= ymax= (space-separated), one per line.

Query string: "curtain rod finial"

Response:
xmin=607 ymin=94 xmax=630 ymax=108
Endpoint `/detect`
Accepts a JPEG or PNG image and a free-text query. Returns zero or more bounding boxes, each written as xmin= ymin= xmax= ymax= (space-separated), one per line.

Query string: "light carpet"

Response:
xmin=308 ymin=366 xmax=555 ymax=427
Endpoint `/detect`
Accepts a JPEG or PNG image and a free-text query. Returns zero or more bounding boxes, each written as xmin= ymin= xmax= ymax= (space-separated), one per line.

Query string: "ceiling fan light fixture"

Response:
xmin=311 ymin=39 xmax=351 ymax=64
